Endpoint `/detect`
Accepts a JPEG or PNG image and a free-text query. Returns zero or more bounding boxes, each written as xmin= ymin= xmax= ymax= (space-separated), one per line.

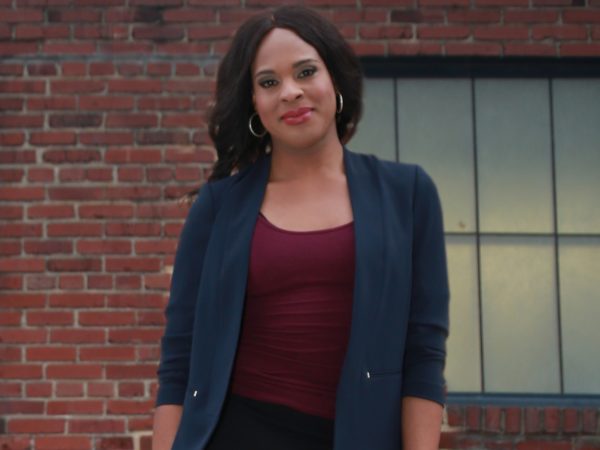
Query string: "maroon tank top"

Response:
xmin=229 ymin=212 xmax=355 ymax=419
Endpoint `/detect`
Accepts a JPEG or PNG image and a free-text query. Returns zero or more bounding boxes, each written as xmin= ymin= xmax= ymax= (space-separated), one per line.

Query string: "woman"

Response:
xmin=153 ymin=6 xmax=449 ymax=450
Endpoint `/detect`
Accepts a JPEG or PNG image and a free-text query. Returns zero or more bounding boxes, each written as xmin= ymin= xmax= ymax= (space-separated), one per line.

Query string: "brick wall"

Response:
xmin=1 ymin=2 xmax=599 ymax=449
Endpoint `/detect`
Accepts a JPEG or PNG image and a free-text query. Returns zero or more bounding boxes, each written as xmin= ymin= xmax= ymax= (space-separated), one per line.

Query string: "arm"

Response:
xmin=401 ymin=396 xmax=443 ymax=450
xmin=153 ymin=184 xmax=216 ymax=448
xmin=401 ymin=166 xmax=449 ymax=448
xmin=152 ymin=405 xmax=182 ymax=450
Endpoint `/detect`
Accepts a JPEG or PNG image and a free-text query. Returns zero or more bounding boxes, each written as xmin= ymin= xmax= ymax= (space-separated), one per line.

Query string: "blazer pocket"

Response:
xmin=367 ymin=369 xmax=402 ymax=380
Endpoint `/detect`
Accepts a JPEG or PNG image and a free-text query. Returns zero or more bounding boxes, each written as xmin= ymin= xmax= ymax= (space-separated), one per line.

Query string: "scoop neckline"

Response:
xmin=258 ymin=212 xmax=353 ymax=234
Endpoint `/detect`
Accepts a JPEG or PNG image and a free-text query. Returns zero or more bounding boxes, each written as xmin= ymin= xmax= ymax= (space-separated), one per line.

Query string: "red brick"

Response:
xmin=447 ymin=10 xmax=502 ymax=23
xmin=79 ymin=131 xmax=133 ymax=145
xmin=24 ymin=240 xmax=73 ymax=255
xmin=78 ymin=311 xmax=135 ymax=326
xmin=108 ymin=328 xmax=163 ymax=343
xmin=27 ymin=168 xmax=55 ymax=182
xmin=564 ymin=408 xmax=581 ymax=433
xmin=26 ymin=382 xmax=52 ymax=397
xmin=0 ymin=240 xmax=21 ymax=256
xmin=76 ymin=240 xmax=131 ymax=255
xmin=35 ymin=436 xmax=91 ymax=450
xmin=79 ymin=95 xmax=134 ymax=110
xmin=27 ymin=204 xmax=74 ymax=219
xmin=89 ymin=62 xmax=115 ymax=75
xmin=108 ymin=79 xmax=161 ymax=93
xmin=27 ymin=96 xmax=76 ymax=110
xmin=161 ymin=113 xmax=204 ymax=128
xmin=47 ymin=223 xmax=103 ymax=237
xmin=96 ymin=437 xmax=134 ymax=450
xmin=0 ymin=9 xmax=44 ymax=22
xmin=0 ymin=169 xmax=25 ymax=183
xmin=137 ymin=131 xmax=189 ymax=145
xmin=48 ymin=293 xmax=104 ymax=307
xmin=105 ymin=222 xmax=162 ymax=236
xmin=105 ymin=147 xmax=162 ymax=164
xmin=116 ymin=274 xmax=141 ymax=289
xmin=51 ymin=80 xmax=103 ymax=93
xmin=48 ymin=187 xmax=105 ymax=200
xmin=0 ymin=437 xmax=32 ymax=450
xmin=106 ymin=257 xmax=161 ymax=272
xmin=0 ymin=275 xmax=23 ymax=290
xmin=26 ymin=347 xmax=76 ymax=361
xmin=0 ymin=293 xmax=45 ymax=308
xmin=516 ymin=442 xmax=570 ymax=450
xmin=418 ymin=26 xmax=470 ymax=39
xmin=49 ymin=113 xmax=101 ymax=127
xmin=563 ymin=11 xmax=600 ymax=23
xmin=80 ymin=346 xmax=135 ymax=361
xmin=135 ymin=240 xmax=177 ymax=255
xmin=0 ymin=42 xmax=38 ymax=55
xmin=474 ymin=26 xmax=530 ymax=40
xmin=0 ymin=364 xmax=43 ymax=379
xmin=46 ymin=364 xmax=103 ymax=379
xmin=59 ymin=274 xmax=85 ymax=290
xmin=105 ymin=364 xmax=157 ymax=379
xmin=0 ymin=258 xmax=45 ymax=272
xmin=143 ymin=274 xmax=171 ymax=290
xmin=61 ymin=61 xmax=86 ymax=76
xmin=8 ymin=418 xmax=65 ymax=434
xmin=27 ymin=310 xmax=73 ymax=326
xmin=0 ymin=187 xmax=44 ymax=202
xmin=118 ymin=166 xmax=144 ymax=182
xmin=137 ymin=97 xmax=192 ymax=110
xmin=0 ymin=400 xmax=44 ymax=414
xmin=88 ymin=382 xmax=115 ymax=397
xmin=0 ymin=382 xmax=22 ymax=397
xmin=106 ymin=113 xmax=158 ymax=128
xmin=0 ymin=205 xmax=23 ymax=220
xmin=0 ymin=329 xmax=46 ymax=344
xmin=0 ymin=310 xmax=22 ymax=325
xmin=0 ymin=131 xmax=25 ymax=145
xmin=446 ymin=42 xmax=503 ymax=55
xmin=47 ymin=400 xmax=103 ymax=415
xmin=0 ymin=150 xmax=36 ymax=164
xmin=50 ymin=329 xmax=105 ymax=344
xmin=107 ymin=399 xmax=154 ymax=414
xmin=118 ymin=382 xmax=145 ymax=397
xmin=526 ymin=407 xmax=542 ymax=433
xmin=583 ymin=409 xmax=597 ymax=433
xmin=68 ymin=419 xmax=125 ymax=434
xmin=560 ymin=44 xmax=600 ymax=56
xmin=0 ymin=347 xmax=21 ymax=361
xmin=533 ymin=25 xmax=588 ymax=40
xmin=164 ymin=147 xmax=214 ymax=163
xmin=505 ymin=407 xmax=522 ymax=434
xmin=106 ymin=293 xmax=165 ymax=308
xmin=47 ymin=258 xmax=102 ymax=272
xmin=55 ymin=382 xmax=84 ymax=397
xmin=87 ymin=274 xmax=113 ymax=289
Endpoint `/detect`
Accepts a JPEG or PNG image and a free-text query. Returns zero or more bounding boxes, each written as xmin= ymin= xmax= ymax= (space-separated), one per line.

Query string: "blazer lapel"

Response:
xmin=342 ymin=148 xmax=385 ymax=371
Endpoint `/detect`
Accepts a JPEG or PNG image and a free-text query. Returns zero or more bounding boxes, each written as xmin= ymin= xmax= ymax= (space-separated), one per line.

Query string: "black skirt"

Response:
xmin=205 ymin=394 xmax=334 ymax=450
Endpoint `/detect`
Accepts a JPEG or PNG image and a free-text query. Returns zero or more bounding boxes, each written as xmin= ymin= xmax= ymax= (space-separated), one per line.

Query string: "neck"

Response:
xmin=269 ymin=139 xmax=345 ymax=182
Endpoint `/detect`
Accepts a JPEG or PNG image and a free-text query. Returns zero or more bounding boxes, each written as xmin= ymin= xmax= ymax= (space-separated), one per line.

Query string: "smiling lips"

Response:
xmin=281 ymin=107 xmax=313 ymax=125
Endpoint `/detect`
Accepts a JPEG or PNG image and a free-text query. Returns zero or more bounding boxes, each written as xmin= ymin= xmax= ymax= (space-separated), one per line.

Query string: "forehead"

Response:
xmin=252 ymin=28 xmax=323 ymax=74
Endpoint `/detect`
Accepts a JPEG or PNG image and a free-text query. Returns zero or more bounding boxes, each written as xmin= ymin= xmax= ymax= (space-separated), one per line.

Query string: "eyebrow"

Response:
xmin=253 ymin=58 xmax=319 ymax=79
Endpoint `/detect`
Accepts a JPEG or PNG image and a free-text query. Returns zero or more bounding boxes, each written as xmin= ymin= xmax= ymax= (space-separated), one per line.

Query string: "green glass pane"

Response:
xmin=396 ymin=79 xmax=475 ymax=233
xmin=350 ymin=78 xmax=396 ymax=162
xmin=559 ymin=237 xmax=600 ymax=393
xmin=481 ymin=236 xmax=560 ymax=393
xmin=445 ymin=236 xmax=481 ymax=392
xmin=475 ymin=79 xmax=554 ymax=233
xmin=553 ymin=80 xmax=600 ymax=234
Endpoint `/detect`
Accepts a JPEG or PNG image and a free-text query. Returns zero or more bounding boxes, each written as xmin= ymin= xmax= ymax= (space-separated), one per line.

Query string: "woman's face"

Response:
xmin=251 ymin=27 xmax=339 ymax=152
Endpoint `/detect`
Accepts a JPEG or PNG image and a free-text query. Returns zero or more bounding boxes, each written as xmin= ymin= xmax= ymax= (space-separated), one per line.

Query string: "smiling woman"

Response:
xmin=153 ymin=5 xmax=449 ymax=450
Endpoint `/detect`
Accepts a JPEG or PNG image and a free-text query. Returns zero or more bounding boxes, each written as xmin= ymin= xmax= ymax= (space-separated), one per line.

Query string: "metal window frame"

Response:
xmin=359 ymin=56 xmax=600 ymax=405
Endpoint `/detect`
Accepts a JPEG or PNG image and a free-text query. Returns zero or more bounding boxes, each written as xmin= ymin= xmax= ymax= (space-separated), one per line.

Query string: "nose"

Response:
xmin=280 ymin=78 xmax=303 ymax=102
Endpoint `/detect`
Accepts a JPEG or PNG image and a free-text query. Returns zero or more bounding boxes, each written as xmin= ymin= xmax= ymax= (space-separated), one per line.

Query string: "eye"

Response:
xmin=258 ymin=79 xmax=278 ymax=89
xmin=298 ymin=67 xmax=317 ymax=78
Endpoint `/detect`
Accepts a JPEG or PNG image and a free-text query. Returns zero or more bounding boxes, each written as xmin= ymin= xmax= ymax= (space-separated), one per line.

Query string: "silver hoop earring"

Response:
xmin=336 ymin=92 xmax=344 ymax=114
xmin=249 ymin=112 xmax=267 ymax=138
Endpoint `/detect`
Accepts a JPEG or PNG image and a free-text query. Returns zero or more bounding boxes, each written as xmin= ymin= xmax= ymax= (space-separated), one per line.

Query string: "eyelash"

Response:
xmin=258 ymin=66 xmax=317 ymax=89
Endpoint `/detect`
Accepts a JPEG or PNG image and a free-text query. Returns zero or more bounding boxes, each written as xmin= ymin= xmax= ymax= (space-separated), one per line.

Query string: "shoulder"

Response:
xmin=345 ymin=147 xmax=435 ymax=195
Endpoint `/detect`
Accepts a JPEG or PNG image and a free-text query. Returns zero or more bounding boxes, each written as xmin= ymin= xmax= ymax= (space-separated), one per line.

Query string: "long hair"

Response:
xmin=207 ymin=5 xmax=363 ymax=181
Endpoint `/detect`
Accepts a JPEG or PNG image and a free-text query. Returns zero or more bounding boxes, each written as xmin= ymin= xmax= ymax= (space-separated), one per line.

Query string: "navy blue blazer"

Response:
xmin=156 ymin=148 xmax=449 ymax=450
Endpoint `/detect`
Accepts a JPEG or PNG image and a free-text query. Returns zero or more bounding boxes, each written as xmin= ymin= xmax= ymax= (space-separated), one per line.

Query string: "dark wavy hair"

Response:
xmin=206 ymin=5 xmax=363 ymax=182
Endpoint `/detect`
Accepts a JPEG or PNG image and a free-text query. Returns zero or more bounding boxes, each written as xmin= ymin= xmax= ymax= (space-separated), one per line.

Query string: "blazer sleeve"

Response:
xmin=401 ymin=165 xmax=450 ymax=406
xmin=156 ymin=183 xmax=215 ymax=406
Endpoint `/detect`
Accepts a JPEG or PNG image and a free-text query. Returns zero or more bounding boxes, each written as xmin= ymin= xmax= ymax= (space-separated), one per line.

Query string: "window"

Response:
xmin=351 ymin=63 xmax=600 ymax=396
